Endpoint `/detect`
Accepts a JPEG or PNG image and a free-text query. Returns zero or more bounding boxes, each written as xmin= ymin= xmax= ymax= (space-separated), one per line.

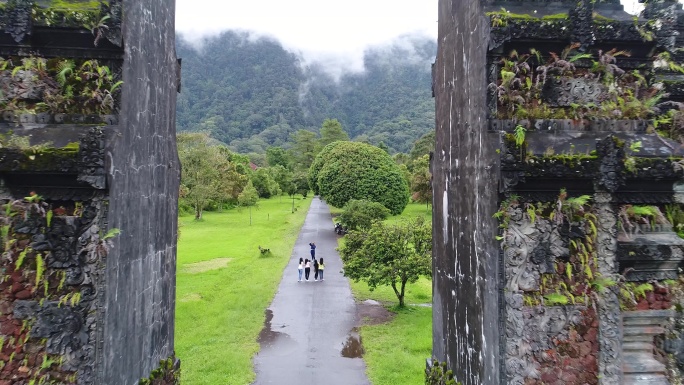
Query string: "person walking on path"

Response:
xmin=309 ymin=242 xmax=316 ymax=258
xmin=313 ymin=258 xmax=319 ymax=281
xmin=253 ymin=196 xmax=370 ymax=385
xmin=304 ymin=259 xmax=311 ymax=281
xmin=318 ymin=258 xmax=325 ymax=281
xmin=297 ymin=258 xmax=304 ymax=282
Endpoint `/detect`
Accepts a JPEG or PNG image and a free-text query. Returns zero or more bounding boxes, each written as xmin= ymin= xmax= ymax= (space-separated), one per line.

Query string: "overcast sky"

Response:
xmin=174 ymin=0 xmax=646 ymax=72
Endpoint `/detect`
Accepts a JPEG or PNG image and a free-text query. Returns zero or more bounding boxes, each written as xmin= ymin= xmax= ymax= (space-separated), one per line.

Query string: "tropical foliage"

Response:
xmin=309 ymin=141 xmax=410 ymax=215
xmin=340 ymin=217 xmax=432 ymax=307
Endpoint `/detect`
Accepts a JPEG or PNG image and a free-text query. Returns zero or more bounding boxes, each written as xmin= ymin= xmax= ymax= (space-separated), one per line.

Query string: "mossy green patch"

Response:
xmin=35 ymin=0 xmax=104 ymax=10
xmin=541 ymin=13 xmax=569 ymax=21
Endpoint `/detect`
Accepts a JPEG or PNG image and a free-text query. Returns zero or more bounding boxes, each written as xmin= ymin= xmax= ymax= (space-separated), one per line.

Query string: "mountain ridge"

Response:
xmin=176 ymin=31 xmax=436 ymax=154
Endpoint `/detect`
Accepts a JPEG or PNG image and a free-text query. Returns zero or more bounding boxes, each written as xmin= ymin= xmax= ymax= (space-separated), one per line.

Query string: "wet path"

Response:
xmin=252 ymin=197 xmax=370 ymax=385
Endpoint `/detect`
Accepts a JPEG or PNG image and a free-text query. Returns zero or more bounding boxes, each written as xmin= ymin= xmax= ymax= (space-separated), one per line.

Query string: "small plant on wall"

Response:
xmin=490 ymin=45 xmax=672 ymax=123
xmin=425 ymin=359 xmax=461 ymax=385
xmin=0 ymin=56 xmax=122 ymax=115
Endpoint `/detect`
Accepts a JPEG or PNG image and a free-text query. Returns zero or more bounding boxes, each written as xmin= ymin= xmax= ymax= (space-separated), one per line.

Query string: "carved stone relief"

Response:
xmin=502 ymin=206 xmax=567 ymax=294
xmin=594 ymin=191 xmax=623 ymax=385
xmin=596 ymin=136 xmax=626 ymax=193
xmin=3 ymin=0 xmax=33 ymax=43
xmin=5 ymin=198 xmax=107 ymax=385
xmin=542 ymin=77 xmax=603 ymax=107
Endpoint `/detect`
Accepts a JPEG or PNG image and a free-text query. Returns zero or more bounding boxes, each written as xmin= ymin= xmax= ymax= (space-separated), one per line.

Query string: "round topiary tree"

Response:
xmin=308 ymin=141 xmax=346 ymax=195
xmin=309 ymin=141 xmax=409 ymax=215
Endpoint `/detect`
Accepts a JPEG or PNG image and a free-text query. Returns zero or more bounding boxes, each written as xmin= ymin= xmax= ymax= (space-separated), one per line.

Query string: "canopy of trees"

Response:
xmin=309 ymin=142 xmax=409 ymax=215
xmin=176 ymin=32 xmax=435 ymax=154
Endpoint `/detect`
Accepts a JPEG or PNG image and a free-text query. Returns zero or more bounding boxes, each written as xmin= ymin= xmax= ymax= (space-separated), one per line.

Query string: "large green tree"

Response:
xmin=288 ymin=129 xmax=319 ymax=172
xmin=178 ymin=132 xmax=246 ymax=219
xmin=410 ymin=154 xmax=432 ymax=207
xmin=251 ymin=168 xmax=281 ymax=198
xmin=308 ymin=141 xmax=345 ymax=195
xmin=409 ymin=130 xmax=435 ymax=160
xmin=268 ymin=165 xmax=294 ymax=196
xmin=319 ymin=118 xmax=349 ymax=147
xmin=340 ymin=218 xmax=432 ymax=307
xmin=266 ymin=146 xmax=291 ymax=169
xmin=309 ymin=141 xmax=409 ymax=214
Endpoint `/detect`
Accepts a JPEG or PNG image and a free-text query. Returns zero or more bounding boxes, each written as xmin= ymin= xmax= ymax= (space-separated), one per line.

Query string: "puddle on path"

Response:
xmin=258 ymin=309 xmax=294 ymax=349
xmin=258 ymin=309 xmax=279 ymax=345
xmin=341 ymin=327 xmax=365 ymax=358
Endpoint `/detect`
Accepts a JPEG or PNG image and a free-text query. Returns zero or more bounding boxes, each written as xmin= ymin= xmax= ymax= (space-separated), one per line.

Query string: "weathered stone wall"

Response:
xmin=435 ymin=1 xmax=684 ymax=385
xmin=0 ymin=193 xmax=108 ymax=385
xmin=102 ymin=0 xmax=180 ymax=383
xmin=432 ymin=1 xmax=500 ymax=384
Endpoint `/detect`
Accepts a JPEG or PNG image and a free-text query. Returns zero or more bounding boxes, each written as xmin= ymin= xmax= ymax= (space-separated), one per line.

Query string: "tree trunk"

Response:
xmin=400 ymin=278 xmax=407 ymax=307
xmin=391 ymin=280 xmax=404 ymax=307
xmin=195 ymin=205 xmax=202 ymax=220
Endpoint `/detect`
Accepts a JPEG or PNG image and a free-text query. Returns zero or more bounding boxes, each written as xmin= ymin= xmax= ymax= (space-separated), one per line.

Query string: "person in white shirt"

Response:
xmin=297 ymin=258 xmax=304 ymax=282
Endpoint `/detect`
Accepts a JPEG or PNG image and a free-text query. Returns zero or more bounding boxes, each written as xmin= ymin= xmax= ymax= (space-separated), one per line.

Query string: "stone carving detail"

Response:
xmin=542 ymin=77 xmax=603 ymax=107
xmin=14 ymin=301 xmax=88 ymax=355
xmin=594 ymin=191 xmax=623 ymax=385
xmin=487 ymin=61 xmax=499 ymax=119
xmin=596 ymin=136 xmax=626 ymax=193
xmin=101 ymin=0 xmax=123 ymax=47
xmin=505 ymin=297 xmax=593 ymax=385
xmin=3 ymin=0 xmax=33 ymax=43
xmin=502 ymin=206 xmax=568 ymax=294
xmin=630 ymin=158 xmax=684 ymax=181
xmin=623 ymin=310 xmax=673 ymax=384
xmin=78 ymin=127 xmax=107 ymax=190
xmin=7 ymin=199 xmax=107 ymax=385
xmin=643 ymin=1 xmax=680 ymax=52
xmin=570 ymin=0 xmax=596 ymax=49
xmin=501 ymin=170 xmax=526 ymax=191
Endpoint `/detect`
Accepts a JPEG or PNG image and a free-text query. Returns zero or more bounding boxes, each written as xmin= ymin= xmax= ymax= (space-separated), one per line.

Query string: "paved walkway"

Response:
xmin=252 ymin=197 xmax=370 ymax=385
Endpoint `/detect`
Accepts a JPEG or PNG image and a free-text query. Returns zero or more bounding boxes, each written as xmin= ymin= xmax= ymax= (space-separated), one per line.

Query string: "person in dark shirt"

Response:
xmin=313 ymin=258 xmax=319 ymax=281
xmin=309 ymin=242 xmax=316 ymax=259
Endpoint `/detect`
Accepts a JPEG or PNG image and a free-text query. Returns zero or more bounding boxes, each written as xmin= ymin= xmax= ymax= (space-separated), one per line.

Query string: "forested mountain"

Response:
xmin=176 ymin=31 xmax=436 ymax=154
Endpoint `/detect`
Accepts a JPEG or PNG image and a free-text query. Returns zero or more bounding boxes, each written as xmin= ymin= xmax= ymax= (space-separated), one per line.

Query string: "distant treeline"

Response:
xmin=175 ymin=31 xmax=436 ymax=157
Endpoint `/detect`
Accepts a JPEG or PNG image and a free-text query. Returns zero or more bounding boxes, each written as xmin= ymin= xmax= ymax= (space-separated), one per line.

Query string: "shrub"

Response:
xmin=338 ymin=199 xmax=390 ymax=231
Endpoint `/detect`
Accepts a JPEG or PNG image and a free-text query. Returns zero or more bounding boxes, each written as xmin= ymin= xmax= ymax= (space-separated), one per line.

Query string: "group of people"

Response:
xmin=297 ymin=242 xmax=324 ymax=282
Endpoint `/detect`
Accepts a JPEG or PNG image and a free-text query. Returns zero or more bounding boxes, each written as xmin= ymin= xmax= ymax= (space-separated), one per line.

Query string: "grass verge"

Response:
xmin=361 ymin=306 xmax=432 ymax=385
xmin=175 ymin=196 xmax=312 ymax=385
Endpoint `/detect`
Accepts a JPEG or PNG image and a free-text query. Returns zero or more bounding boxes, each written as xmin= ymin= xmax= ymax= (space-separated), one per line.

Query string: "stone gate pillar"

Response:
xmin=102 ymin=1 xmax=180 ymax=383
xmin=432 ymin=1 xmax=501 ymax=384
xmin=0 ymin=1 xmax=180 ymax=384
xmin=433 ymin=0 xmax=684 ymax=384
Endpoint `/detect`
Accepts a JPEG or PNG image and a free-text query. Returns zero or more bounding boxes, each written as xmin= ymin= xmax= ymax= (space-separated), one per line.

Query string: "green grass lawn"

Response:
xmin=345 ymin=201 xmax=433 ymax=385
xmin=175 ymin=196 xmax=312 ymax=385
xmin=361 ymin=306 xmax=432 ymax=385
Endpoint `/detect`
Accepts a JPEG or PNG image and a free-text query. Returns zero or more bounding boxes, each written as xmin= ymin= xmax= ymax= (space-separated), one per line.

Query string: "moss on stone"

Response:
xmin=541 ymin=13 xmax=569 ymax=21
xmin=34 ymin=0 xmax=105 ymax=10
xmin=0 ymin=143 xmax=80 ymax=172
xmin=532 ymin=154 xmax=598 ymax=168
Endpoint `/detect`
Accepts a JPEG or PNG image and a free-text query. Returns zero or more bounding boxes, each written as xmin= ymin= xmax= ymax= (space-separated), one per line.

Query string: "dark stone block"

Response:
xmin=433 ymin=1 xmax=500 ymax=384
